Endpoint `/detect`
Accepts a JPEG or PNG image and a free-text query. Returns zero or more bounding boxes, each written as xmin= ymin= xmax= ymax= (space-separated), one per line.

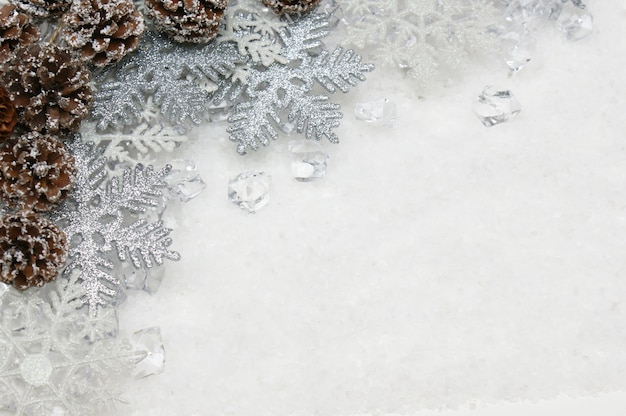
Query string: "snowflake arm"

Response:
xmin=53 ymin=141 xmax=179 ymax=310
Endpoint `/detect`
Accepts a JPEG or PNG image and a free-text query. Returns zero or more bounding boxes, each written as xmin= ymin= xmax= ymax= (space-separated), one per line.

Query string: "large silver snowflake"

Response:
xmin=52 ymin=140 xmax=180 ymax=310
xmin=0 ymin=277 xmax=142 ymax=416
xmin=342 ymin=0 xmax=498 ymax=86
xmin=90 ymin=0 xmax=372 ymax=157
xmin=214 ymin=12 xmax=374 ymax=154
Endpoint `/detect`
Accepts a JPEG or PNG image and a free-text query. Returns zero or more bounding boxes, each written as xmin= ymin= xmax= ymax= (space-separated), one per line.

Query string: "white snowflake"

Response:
xmin=0 ymin=278 xmax=142 ymax=416
xmin=342 ymin=0 xmax=498 ymax=86
xmin=81 ymin=109 xmax=189 ymax=168
xmin=218 ymin=0 xmax=289 ymax=67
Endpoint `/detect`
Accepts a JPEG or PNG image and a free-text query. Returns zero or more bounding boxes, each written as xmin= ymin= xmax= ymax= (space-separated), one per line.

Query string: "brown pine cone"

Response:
xmin=9 ymin=0 xmax=71 ymax=18
xmin=0 ymin=211 xmax=67 ymax=290
xmin=63 ymin=0 xmax=145 ymax=67
xmin=145 ymin=0 xmax=228 ymax=43
xmin=1 ymin=43 xmax=93 ymax=134
xmin=0 ymin=86 xmax=17 ymax=139
xmin=0 ymin=4 xmax=40 ymax=64
xmin=262 ymin=0 xmax=320 ymax=14
xmin=0 ymin=132 xmax=76 ymax=212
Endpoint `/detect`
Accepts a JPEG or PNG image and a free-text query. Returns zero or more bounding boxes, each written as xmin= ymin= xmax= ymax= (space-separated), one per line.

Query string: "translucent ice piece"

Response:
xmin=131 ymin=327 xmax=165 ymax=379
xmin=228 ymin=171 xmax=271 ymax=213
xmin=0 ymin=282 xmax=8 ymax=299
xmin=354 ymin=98 xmax=397 ymax=127
xmin=473 ymin=86 xmax=522 ymax=127
xmin=289 ymin=140 xmax=330 ymax=182
xmin=557 ymin=8 xmax=593 ymax=41
xmin=165 ymin=159 xmax=206 ymax=203
xmin=121 ymin=261 xmax=166 ymax=295
xmin=499 ymin=25 xmax=536 ymax=74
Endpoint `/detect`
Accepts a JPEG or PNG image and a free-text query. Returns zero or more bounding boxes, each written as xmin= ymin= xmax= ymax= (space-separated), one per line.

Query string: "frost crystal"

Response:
xmin=342 ymin=0 xmax=497 ymax=86
xmin=0 ymin=277 xmax=143 ymax=416
xmin=215 ymin=13 xmax=374 ymax=154
xmin=52 ymin=140 xmax=180 ymax=310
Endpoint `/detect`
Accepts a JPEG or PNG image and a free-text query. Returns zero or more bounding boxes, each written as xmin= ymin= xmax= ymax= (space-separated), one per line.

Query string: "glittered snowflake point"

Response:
xmin=52 ymin=140 xmax=181 ymax=310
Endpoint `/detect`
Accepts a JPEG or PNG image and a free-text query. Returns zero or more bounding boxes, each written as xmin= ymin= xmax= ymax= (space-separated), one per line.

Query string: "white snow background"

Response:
xmin=116 ymin=1 xmax=626 ymax=415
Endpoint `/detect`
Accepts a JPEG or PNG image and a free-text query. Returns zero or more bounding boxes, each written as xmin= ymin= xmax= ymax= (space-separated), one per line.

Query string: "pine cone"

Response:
xmin=0 ymin=4 xmax=40 ymax=64
xmin=0 ymin=211 xmax=67 ymax=290
xmin=262 ymin=0 xmax=320 ymax=14
xmin=63 ymin=0 xmax=145 ymax=67
xmin=0 ymin=132 xmax=76 ymax=212
xmin=9 ymin=0 xmax=71 ymax=18
xmin=0 ymin=86 xmax=17 ymax=139
xmin=145 ymin=0 xmax=228 ymax=43
xmin=1 ymin=43 xmax=93 ymax=134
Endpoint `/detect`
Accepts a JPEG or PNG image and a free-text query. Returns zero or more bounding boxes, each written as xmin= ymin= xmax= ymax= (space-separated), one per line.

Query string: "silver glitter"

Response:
xmin=52 ymin=140 xmax=180 ymax=310
xmin=216 ymin=13 xmax=374 ymax=155
xmin=91 ymin=31 xmax=245 ymax=130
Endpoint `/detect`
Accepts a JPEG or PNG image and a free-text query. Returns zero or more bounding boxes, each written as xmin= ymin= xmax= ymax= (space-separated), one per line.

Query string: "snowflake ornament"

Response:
xmin=0 ymin=277 xmax=143 ymax=416
xmin=342 ymin=0 xmax=498 ymax=86
xmin=214 ymin=12 xmax=374 ymax=154
xmin=51 ymin=140 xmax=180 ymax=310
xmin=90 ymin=0 xmax=373 ymax=157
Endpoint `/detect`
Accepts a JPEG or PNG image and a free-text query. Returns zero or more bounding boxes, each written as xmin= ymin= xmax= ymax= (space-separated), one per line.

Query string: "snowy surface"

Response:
xmin=116 ymin=2 xmax=626 ymax=415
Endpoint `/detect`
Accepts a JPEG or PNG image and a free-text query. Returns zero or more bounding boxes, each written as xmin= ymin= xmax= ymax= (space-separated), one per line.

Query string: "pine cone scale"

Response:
xmin=63 ymin=0 xmax=145 ymax=67
xmin=0 ymin=211 xmax=68 ymax=290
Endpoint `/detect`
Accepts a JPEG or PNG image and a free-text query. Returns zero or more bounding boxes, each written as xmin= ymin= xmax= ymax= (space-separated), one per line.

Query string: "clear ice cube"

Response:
xmin=473 ymin=86 xmax=522 ymax=127
xmin=354 ymin=98 xmax=397 ymax=127
xmin=557 ymin=8 xmax=593 ymax=41
xmin=121 ymin=262 xmax=166 ymax=295
xmin=165 ymin=159 xmax=206 ymax=203
xmin=131 ymin=327 xmax=165 ymax=379
xmin=499 ymin=26 xmax=536 ymax=74
xmin=288 ymin=140 xmax=330 ymax=182
xmin=228 ymin=171 xmax=271 ymax=213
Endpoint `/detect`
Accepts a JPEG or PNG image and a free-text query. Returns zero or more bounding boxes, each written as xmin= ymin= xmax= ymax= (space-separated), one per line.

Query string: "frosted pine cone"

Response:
xmin=262 ymin=0 xmax=320 ymax=14
xmin=0 ymin=132 xmax=76 ymax=212
xmin=9 ymin=0 xmax=71 ymax=18
xmin=1 ymin=43 xmax=93 ymax=134
xmin=0 ymin=4 xmax=40 ymax=64
xmin=63 ymin=0 xmax=145 ymax=67
xmin=145 ymin=0 xmax=228 ymax=43
xmin=0 ymin=211 xmax=67 ymax=290
xmin=0 ymin=86 xmax=17 ymax=139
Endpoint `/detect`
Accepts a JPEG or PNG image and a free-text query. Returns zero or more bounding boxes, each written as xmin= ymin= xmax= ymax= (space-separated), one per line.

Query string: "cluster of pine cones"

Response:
xmin=0 ymin=0 xmax=321 ymax=290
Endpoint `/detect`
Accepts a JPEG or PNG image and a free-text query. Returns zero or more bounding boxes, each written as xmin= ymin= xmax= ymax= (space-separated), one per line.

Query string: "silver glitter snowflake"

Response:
xmin=342 ymin=0 xmax=498 ymax=86
xmin=91 ymin=0 xmax=372 ymax=157
xmin=214 ymin=13 xmax=374 ymax=154
xmin=0 ymin=277 xmax=142 ymax=416
xmin=91 ymin=31 xmax=244 ymax=130
xmin=51 ymin=140 xmax=180 ymax=310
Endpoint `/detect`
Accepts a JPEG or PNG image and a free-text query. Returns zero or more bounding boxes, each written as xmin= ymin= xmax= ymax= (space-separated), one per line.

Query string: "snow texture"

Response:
xmin=52 ymin=140 xmax=180 ymax=311
xmin=0 ymin=277 xmax=141 ymax=416
xmin=114 ymin=1 xmax=626 ymax=415
xmin=342 ymin=0 xmax=498 ymax=87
